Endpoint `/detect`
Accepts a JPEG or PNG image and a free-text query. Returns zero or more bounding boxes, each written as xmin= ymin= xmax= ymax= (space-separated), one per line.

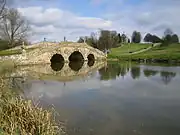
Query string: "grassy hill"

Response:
xmin=109 ymin=43 xmax=151 ymax=57
xmin=132 ymin=43 xmax=180 ymax=60
xmin=108 ymin=43 xmax=180 ymax=62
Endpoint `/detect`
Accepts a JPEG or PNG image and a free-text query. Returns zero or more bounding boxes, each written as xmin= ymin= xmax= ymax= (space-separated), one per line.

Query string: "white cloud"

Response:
xmin=102 ymin=0 xmax=180 ymax=39
xmin=18 ymin=6 xmax=113 ymax=42
xmin=17 ymin=0 xmax=180 ymax=43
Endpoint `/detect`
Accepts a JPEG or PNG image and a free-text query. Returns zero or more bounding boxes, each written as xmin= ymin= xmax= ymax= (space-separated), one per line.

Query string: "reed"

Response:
xmin=0 ymin=79 xmax=65 ymax=135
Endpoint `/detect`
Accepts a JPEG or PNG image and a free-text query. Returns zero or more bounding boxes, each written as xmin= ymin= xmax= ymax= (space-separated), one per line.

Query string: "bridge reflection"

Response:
xmin=88 ymin=59 xmax=95 ymax=67
xmin=50 ymin=60 xmax=86 ymax=72
xmin=50 ymin=62 xmax=64 ymax=71
xmin=4 ymin=60 xmax=107 ymax=82
xmin=68 ymin=61 xmax=84 ymax=72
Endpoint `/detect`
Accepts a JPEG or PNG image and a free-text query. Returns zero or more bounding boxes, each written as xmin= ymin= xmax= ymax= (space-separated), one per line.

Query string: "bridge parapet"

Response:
xmin=1 ymin=42 xmax=107 ymax=65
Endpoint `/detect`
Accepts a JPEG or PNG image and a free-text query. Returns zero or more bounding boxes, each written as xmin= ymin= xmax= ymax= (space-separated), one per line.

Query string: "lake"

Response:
xmin=2 ymin=61 xmax=180 ymax=135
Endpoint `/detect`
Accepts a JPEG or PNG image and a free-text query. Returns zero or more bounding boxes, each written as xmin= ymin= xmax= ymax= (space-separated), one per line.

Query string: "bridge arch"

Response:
xmin=69 ymin=51 xmax=84 ymax=62
xmin=87 ymin=54 xmax=95 ymax=61
xmin=50 ymin=53 xmax=64 ymax=63
xmin=87 ymin=54 xmax=95 ymax=67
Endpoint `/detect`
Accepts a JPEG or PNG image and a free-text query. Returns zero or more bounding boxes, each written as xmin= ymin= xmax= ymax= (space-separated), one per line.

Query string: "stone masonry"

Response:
xmin=0 ymin=42 xmax=107 ymax=65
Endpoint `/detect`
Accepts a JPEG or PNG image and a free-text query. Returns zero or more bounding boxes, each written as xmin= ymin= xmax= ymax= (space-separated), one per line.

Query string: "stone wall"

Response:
xmin=0 ymin=42 xmax=107 ymax=65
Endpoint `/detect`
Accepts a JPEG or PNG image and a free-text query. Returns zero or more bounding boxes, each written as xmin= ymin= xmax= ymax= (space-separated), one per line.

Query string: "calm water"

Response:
xmin=2 ymin=61 xmax=180 ymax=135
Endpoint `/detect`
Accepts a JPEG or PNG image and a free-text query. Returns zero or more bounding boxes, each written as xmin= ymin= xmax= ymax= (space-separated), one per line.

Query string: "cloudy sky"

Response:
xmin=11 ymin=0 xmax=180 ymax=42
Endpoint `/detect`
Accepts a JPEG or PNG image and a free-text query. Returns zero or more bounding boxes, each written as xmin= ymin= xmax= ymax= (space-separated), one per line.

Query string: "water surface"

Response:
xmin=2 ymin=61 xmax=180 ymax=135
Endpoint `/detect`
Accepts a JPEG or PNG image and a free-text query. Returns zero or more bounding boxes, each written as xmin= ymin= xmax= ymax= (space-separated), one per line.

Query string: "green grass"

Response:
xmin=131 ymin=43 xmax=180 ymax=60
xmin=0 ymin=49 xmax=22 ymax=56
xmin=110 ymin=43 xmax=151 ymax=57
xmin=0 ymin=47 xmax=37 ymax=56
xmin=108 ymin=43 xmax=180 ymax=61
xmin=0 ymin=79 xmax=65 ymax=135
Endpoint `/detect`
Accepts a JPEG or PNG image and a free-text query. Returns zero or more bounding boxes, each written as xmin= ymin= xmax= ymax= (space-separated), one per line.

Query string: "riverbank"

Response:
xmin=0 ymin=82 xmax=65 ymax=135
xmin=0 ymin=63 xmax=65 ymax=134
xmin=108 ymin=43 xmax=180 ymax=63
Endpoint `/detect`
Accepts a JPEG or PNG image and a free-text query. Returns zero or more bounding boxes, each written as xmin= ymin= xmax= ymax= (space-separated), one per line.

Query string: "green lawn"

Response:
xmin=108 ymin=43 xmax=180 ymax=61
xmin=109 ymin=43 xmax=151 ymax=58
xmin=0 ymin=47 xmax=37 ymax=56
xmin=132 ymin=43 xmax=180 ymax=60
xmin=0 ymin=49 xmax=22 ymax=56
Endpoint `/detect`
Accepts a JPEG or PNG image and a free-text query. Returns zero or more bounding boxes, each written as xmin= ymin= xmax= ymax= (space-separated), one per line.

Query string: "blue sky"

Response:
xmin=12 ymin=0 xmax=180 ymax=42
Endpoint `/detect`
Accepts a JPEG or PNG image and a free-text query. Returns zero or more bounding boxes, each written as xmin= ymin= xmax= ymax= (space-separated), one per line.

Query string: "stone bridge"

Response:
xmin=8 ymin=42 xmax=107 ymax=65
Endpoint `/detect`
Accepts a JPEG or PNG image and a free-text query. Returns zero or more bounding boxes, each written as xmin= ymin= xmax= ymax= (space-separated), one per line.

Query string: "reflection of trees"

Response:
xmin=131 ymin=66 xmax=140 ymax=79
xmin=99 ymin=67 xmax=112 ymax=80
xmin=119 ymin=66 xmax=127 ymax=78
xmin=143 ymin=69 xmax=158 ymax=77
xmin=98 ymin=62 xmax=129 ymax=80
xmin=160 ymin=71 xmax=176 ymax=85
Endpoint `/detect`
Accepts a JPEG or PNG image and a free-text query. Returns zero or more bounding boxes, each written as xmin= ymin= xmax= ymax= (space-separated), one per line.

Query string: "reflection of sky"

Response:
xmin=21 ymin=64 xmax=180 ymax=135
xmin=23 ymin=65 xmax=180 ymax=100
xmin=140 ymin=65 xmax=180 ymax=74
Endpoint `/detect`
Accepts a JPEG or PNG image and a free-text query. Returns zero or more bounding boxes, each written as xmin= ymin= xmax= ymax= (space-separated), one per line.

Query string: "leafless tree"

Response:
xmin=0 ymin=8 xmax=30 ymax=47
xmin=0 ymin=0 xmax=6 ymax=19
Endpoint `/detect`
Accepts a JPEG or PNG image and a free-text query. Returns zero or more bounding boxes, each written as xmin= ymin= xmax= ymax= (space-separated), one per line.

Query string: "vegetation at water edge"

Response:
xmin=108 ymin=43 xmax=180 ymax=62
xmin=0 ymin=78 xmax=65 ymax=135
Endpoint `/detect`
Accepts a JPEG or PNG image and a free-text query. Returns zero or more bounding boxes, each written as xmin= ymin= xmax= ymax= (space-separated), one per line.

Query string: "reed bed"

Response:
xmin=0 ymin=78 xmax=65 ymax=135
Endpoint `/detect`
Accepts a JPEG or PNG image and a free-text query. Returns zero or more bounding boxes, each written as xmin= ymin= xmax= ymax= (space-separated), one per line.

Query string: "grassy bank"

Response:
xmin=0 ymin=63 xmax=65 ymax=134
xmin=0 ymin=47 xmax=37 ymax=56
xmin=110 ymin=43 xmax=151 ymax=56
xmin=0 ymin=49 xmax=22 ymax=56
xmin=108 ymin=43 xmax=180 ymax=62
xmin=0 ymin=81 xmax=65 ymax=135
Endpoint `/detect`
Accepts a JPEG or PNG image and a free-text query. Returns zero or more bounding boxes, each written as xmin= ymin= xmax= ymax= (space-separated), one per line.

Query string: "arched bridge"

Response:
xmin=13 ymin=42 xmax=106 ymax=65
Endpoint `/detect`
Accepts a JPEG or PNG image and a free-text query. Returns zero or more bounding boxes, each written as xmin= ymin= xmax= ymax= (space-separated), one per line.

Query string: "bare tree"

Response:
xmin=0 ymin=8 xmax=30 ymax=47
xmin=0 ymin=0 xmax=6 ymax=19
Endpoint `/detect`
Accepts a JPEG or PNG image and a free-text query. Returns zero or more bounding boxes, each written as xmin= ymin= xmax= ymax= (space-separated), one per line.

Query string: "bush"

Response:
xmin=0 ymin=40 xmax=10 ymax=51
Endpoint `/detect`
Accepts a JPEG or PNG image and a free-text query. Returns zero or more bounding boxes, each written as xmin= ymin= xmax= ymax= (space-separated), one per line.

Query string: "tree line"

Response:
xmin=77 ymin=30 xmax=130 ymax=52
xmin=0 ymin=0 xmax=30 ymax=51
xmin=78 ymin=28 xmax=179 ymax=51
